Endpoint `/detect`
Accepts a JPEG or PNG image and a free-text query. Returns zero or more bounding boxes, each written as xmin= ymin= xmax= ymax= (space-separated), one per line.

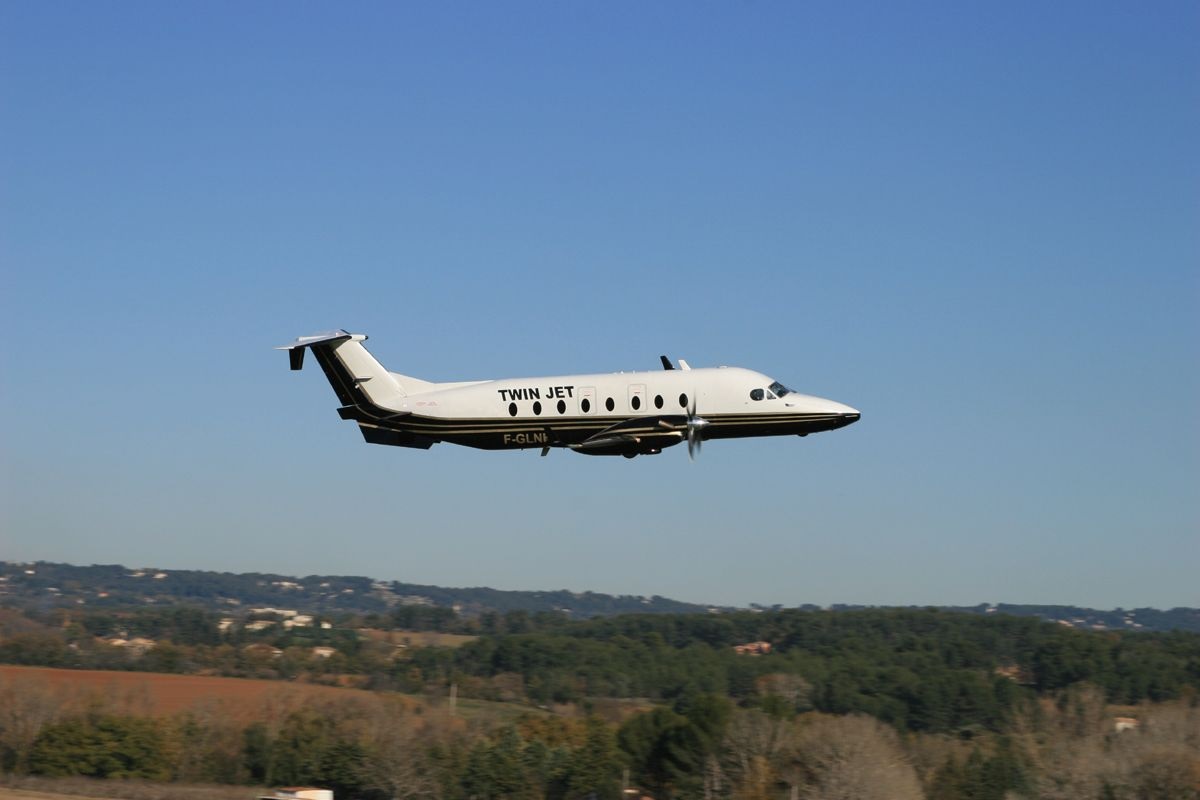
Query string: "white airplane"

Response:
xmin=279 ymin=330 xmax=860 ymax=458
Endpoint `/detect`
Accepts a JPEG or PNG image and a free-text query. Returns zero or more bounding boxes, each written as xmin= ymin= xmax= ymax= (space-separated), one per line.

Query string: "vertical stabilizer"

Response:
xmin=277 ymin=330 xmax=408 ymax=412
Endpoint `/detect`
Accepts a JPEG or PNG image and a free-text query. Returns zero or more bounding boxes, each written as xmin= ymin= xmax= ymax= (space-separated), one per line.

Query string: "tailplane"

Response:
xmin=277 ymin=330 xmax=428 ymax=412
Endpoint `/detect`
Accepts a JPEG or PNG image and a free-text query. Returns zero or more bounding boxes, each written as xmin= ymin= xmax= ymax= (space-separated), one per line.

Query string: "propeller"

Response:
xmin=686 ymin=397 xmax=709 ymax=460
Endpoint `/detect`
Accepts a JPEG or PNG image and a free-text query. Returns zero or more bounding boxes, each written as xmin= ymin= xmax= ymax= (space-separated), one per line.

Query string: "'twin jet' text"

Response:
xmin=497 ymin=386 xmax=575 ymax=401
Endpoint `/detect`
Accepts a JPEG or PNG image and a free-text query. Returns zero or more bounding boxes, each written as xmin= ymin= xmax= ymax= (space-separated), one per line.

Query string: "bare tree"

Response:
xmin=783 ymin=714 xmax=923 ymax=800
xmin=361 ymin=697 xmax=441 ymax=800
xmin=1019 ymin=692 xmax=1200 ymax=800
xmin=0 ymin=674 xmax=66 ymax=774
xmin=723 ymin=708 xmax=789 ymax=791
xmin=1103 ymin=701 xmax=1200 ymax=800
xmin=731 ymin=755 xmax=775 ymax=800
xmin=757 ymin=674 xmax=813 ymax=712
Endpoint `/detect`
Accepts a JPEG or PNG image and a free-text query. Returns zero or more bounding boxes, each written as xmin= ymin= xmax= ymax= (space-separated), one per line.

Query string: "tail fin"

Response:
xmin=277 ymin=330 xmax=413 ymax=411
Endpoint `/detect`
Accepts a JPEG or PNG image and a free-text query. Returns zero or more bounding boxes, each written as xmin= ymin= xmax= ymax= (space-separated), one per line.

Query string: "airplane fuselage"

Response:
xmin=377 ymin=367 xmax=856 ymax=451
xmin=283 ymin=331 xmax=860 ymax=458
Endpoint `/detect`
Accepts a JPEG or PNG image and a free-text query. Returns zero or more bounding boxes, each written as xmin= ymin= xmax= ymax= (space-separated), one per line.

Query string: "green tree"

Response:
xmin=28 ymin=715 xmax=172 ymax=780
xmin=565 ymin=717 xmax=621 ymax=800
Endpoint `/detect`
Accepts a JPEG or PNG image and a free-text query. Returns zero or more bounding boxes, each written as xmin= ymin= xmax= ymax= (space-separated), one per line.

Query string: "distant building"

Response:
xmin=312 ymin=646 xmax=337 ymax=659
xmin=258 ymin=789 xmax=333 ymax=800
xmin=249 ymin=607 xmax=298 ymax=618
xmin=244 ymin=643 xmax=283 ymax=659
xmin=734 ymin=641 xmax=772 ymax=656
xmin=993 ymin=664 xmax=1033 ymax=684
xmin=105 ymin=637 xmax=157 ymax=655
xmin=1113 ymin=717 xmax=1140 ymax=733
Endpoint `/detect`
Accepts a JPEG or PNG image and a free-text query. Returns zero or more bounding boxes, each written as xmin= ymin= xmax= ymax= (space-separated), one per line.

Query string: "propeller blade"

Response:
xmin=685 ymin=396 xmax=707 ymax=460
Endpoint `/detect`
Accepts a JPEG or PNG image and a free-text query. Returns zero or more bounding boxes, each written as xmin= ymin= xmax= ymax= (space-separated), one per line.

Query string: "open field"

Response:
xmin=0 ymin=665 xmax=396 ymax=720
xmin=0 ymin=664 xmax=561 ymax=724
xmin=0 ymin=776 xmax=257 ymax=800
xmin=0 ymin=791 xmax=114 ymax=800
xmin=359 ymin=627 xmax=477 ymax=648
xmin=0 ymin=790 xmax=114 ymax=800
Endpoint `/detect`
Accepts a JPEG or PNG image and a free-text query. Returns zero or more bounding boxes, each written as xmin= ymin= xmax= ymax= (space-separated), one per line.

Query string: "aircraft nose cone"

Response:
xmin=829 ymin=402 xmax=860 ymax=428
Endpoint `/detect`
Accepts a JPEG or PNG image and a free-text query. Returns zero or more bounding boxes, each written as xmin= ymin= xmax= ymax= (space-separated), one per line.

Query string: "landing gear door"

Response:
xmin=579 ymin=386 xmax=596 ymax=415
xmin=628 ymin=384 xmax=646 ymax=413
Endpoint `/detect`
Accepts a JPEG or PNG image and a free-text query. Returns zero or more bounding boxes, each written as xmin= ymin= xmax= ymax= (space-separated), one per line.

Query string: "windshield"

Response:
xmin=768 ymin=381 xmax=792 ymax=397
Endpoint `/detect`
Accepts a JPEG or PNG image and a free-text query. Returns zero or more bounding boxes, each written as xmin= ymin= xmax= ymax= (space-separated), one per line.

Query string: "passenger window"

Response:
xmin=750 ymin=389 xmax=764 ymax=401
xmin=557 ymin=399 xmax=566 ymax=414
xmin=654 ymin=395 xmax=664 ymax=409
xmin=508 ymin=402 xmax=518 ymax=417
xmin=605 ymin=397 xmax=615 ymax=412
xmin=533 ymin=401 xmax=542 ymax=415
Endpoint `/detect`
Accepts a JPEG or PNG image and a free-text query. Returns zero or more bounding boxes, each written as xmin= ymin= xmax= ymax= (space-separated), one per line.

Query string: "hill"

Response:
xmin=2 ymin=561 xmax=1197 ymax=632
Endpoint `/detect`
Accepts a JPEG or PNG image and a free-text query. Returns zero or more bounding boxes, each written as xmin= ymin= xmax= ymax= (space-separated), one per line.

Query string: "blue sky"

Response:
xmin=2 ymin=2 xmax=1196 ymax=609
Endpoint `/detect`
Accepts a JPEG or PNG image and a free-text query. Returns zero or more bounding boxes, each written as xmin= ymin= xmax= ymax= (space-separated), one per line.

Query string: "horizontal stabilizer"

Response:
xmin=276 ymin=330 xmax=357 ymax=370
xmin=358 ymin=424 xmax=435 ymax=449
xmin=337 ymin=405 xmax=410 ymax=422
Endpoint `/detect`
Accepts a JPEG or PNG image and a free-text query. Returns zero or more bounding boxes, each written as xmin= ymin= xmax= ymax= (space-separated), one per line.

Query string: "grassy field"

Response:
xmin=359 ymin=627 xmax=478 ymax=648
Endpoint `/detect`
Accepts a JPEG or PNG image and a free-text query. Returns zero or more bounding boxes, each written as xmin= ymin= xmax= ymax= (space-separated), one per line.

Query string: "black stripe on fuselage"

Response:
xmin=364 ymin=411 xmax=854 ymax=450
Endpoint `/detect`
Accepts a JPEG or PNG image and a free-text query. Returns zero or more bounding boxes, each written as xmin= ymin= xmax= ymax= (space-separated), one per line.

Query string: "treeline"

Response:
xmin=2 ymin=673 xmax=1197 ymax=800
xmin=423 ymin=609 xmax=1200 ymax=734
xmin=3 ymin=606 xmax=1199 ymax=740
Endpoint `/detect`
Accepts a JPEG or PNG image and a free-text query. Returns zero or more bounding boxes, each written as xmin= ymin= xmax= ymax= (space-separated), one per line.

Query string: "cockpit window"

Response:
xmin=768 ymin=381 xmax=792 ymax=397
xmin=750 ymin=388 xmax=764 ymax=401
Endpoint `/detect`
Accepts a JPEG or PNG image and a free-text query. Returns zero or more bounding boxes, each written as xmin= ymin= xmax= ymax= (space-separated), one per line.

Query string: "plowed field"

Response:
xmin=0 ymin=664 xmax=386 ymax=719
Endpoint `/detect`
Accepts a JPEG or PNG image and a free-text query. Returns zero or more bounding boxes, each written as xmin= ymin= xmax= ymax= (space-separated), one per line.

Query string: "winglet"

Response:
xmin=660 ymin=355 xmax=676 ymax=370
